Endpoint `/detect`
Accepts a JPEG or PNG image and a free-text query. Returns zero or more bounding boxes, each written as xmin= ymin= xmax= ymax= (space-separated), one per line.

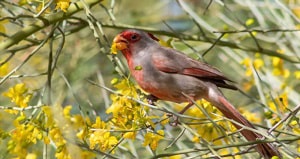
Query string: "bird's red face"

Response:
xmin=112 ymin=30 xmax=159 ymax=54
xmin=112 ymin=31 xmax=141 ymax=53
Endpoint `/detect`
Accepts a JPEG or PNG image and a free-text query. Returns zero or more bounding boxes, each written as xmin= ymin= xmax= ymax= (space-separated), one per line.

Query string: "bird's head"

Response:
xmin=111 ymin=29 xmax=159 ymax=55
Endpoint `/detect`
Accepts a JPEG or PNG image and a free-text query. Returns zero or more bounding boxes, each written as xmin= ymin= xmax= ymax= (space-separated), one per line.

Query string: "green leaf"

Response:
xmin=134 ymin=66 xmax=142 ymax=70
xmin=245 ymin=18 xmax=254 ymax=26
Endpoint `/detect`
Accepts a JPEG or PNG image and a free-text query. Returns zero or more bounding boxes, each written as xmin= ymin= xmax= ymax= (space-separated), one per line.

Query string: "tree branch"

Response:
xmin=0 ymin=0 xmax=103 ymax=52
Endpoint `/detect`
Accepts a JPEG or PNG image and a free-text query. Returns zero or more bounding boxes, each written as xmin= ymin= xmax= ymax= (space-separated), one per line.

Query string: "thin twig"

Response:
xmin=0 ymin=26 xmax=57 ymax=85
xmin=202 ymin=33 xmax=225 ymax=57
xmin=164 ymin=128 xmax=186 ymax=150
xmin=213 ymin=28 xmax=300 ymax=34
xmin=151 ymin=136 xmax=300 ymax=159
xmin=268 ymin=104 xmax=300 ymax=133
xmin=34 ymin=0 xmax=54 ymax=17
xmin=0 ymin=105 xmax=45 ymax=111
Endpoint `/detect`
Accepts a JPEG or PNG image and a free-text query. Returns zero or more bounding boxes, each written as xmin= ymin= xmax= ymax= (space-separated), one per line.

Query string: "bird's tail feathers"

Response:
xmin=211 ymin=94 xmax=281 ymax=159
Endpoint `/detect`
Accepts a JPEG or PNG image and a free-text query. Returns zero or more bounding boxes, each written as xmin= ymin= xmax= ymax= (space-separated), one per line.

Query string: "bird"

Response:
xmin=112 ymin=29 xmax=281 ymax=159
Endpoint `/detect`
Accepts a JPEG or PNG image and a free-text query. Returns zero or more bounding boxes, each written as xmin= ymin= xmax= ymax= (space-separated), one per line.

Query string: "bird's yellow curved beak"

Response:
xmin=111 ymin=34 xmax=128 ymax=54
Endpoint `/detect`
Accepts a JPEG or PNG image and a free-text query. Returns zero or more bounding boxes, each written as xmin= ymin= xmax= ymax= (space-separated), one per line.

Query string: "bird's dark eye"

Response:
xmin=131 ymin=34 xmax=138 ymax=40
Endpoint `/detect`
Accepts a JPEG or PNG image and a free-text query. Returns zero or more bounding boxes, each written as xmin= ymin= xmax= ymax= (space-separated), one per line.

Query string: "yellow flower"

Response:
xmin=192 ymin=136 xmax=200 ymax=143
xmin=158 ymin=38 xmax=173 ymax=48
xmin=114 ymin=79 xmax=138 ymax=97
xmin=55 ymin=0 xmax=70 ymax=12
xmin=253 ymin=58 xmax=264 ymax=70
xmin=160 ymin=113 xmax=170 ymax=126
xmin=143 ymin=130 xmax=164 ymax=150
xmin=8 ymin=123 xmax=43 ymax=158
xmin=294 ymin=71 xmax=300 ymax=79
xmin=218 ymin=147 xmax=241 ymax=159
xmin=239 ymin=108 xmax=261 ymax=123
xmin=89 ymin=117 xmax=118 ymax=151
xmin=63 ymin=105 xmax=72 ymax=118
xmin=272 ymin=51 xmax=290 ymax=78
xmin=167 ymin=155 xmax=182 ymax=159
xmin=268 ymin=92 xmax=289 ymax=114
xmin=241 ymin=58 xmax=252 ymax=76
xmin=44 ymin=136 xmax=50 ymax=144
xmin=70 ymin=114 xmax=85 ymax=128
xmin=42 ymin=106 xmax=55 ymax=128
xmin=241 ymin=58 xmax=251 ymax=67
xmin=241 ymin=56 xmax=264 ymax=77
xmin=92 ymin=116 xmax=106 ymax=129
xmin=55 ymin=145 xmax=71 ymax=159
xmin=3 ymin=83 xmax=32 ymax=108
xmin=101 ymin=132 xmax=118 ymax=151
xmin=106 ymin=95 xmax=126 ymax=116
xmin=0 ymin=16 xmax=8 ymax=41
xmin=111 ymin=43 xmax=118 ymax=54
xmin=0 ymin=62 xmax=9 ymax=77
xmin=49 ymin=127 xmax=66 ymax=147
xmin=290 ymin=120 xmax=298 ymax=127
xmin=272 ymin=57 xmax=281 ymax=67
xmin=276 ymin=49 xmax=284 ymax=54
xmin=176 ymin=99 xmax=235 ymax=145
xmin=106 ymin=78 xmax=156 ymax=131
xmin=80 ymin=151 xmax=96 ymax=159
xmin=292 ymin=7 xmax=300 ymax=18
xmin=111 ymin=78 xmax=119 ymax=85
xmin=76 ymin=129 xmax=87 ymax=140
xmin=123 ymin=132 xmax=136 ymax=139
xmin=242 ymin=79 xmax=254 ymax=91
xmin=89 ymin=131 xmax=118 ymax=151
xmin=0 ymin=22 xmax=6 ymax=34
xmin=35 ymin=2 xmax=51 ymax=14
xmin=245 ymin=18 xmax=255 ymax=26
xmin=25 ymin=153 xmax=37 ymax=159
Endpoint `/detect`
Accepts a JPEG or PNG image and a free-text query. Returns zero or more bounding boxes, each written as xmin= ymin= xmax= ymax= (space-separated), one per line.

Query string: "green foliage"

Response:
xmin=0 ymin=0 xmax=299 ymax=158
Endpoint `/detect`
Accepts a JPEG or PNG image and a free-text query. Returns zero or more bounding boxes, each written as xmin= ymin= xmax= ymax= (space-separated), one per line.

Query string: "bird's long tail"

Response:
xmin=210 ymin=93 xmax=281 ymax=159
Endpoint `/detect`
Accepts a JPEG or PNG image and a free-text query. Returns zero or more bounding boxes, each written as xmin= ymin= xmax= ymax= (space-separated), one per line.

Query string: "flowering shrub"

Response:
xmin=0 ymin=0 xmax=299 ymax=158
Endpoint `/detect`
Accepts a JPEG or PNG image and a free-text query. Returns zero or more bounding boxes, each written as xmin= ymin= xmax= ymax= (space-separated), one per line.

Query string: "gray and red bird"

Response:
xmin=112 ymin=29 xmax=281 ymax=159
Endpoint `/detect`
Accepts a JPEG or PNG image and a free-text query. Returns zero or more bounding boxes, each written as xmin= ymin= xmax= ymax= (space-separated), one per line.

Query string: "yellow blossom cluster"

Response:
xmin=240 ymin=52 xmax=299 ymax=155
xmin=240 ymin=52 xmax=298 ymax=125
xmin=106 ymin=78 xmax=164 ymax=150
xmin=43 ymin=105 xmax=96 ymax=159
xmin=241 ymin=50 xmax=299 ymax=91
xmin=143 ymin=130 xmax=164 ymax=150
xmin=175 ymin=99 xmax=236 ymax=145
xmin=174 ymin=99 xmax=261 ymax=158
xmin=8 ymin=122 xmax=42 ymax=158
xmin=272 ymin=50 xmax=290 ymax=78
xmin=266 ymin=92 xmax=300 ymax=154
xmin=175 ymin=99 xmax=261 ymax=157
xmin=265 ymin=92 xmax=290 ymax=127
xmin=18 ymin=0 xmax=70 ymax=13
xmin=3 ymin=83 xmax=32 ymax=110
xmin=55 ymin=0 xmax=70 ymax=12
xmin=1 ymin=83 xmax=96 ymax=159
xmin=88 ymin=117 xmax=118 ymax=151
xmin=240 ymin=54 xmax=264 ymax=91
xmin=107 ymin=79 xmax=153 ymax=131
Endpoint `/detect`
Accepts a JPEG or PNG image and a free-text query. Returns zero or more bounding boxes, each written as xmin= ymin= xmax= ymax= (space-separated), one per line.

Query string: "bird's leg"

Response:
xmin=179 ymin=102 xmax=194 ymax=114
xmin=169 ymin=102 xmax=194 ymax=126
xmin=146 ymin=94 xmax=158 ymax=105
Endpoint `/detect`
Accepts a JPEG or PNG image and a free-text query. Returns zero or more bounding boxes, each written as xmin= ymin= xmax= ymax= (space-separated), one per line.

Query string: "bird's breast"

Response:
xmin=130 ymin=65 xmax=188 ymax=103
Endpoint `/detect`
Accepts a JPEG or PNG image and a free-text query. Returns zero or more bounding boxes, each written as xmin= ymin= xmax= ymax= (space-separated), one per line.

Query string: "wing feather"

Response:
xmin=152 ymin=48 xmax=237 ymax=90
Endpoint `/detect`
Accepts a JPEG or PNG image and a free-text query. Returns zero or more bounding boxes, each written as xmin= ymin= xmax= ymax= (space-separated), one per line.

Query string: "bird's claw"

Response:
xmin=146 ymin=94 xmax=158 ymax=105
